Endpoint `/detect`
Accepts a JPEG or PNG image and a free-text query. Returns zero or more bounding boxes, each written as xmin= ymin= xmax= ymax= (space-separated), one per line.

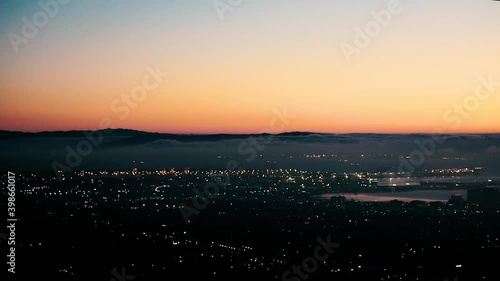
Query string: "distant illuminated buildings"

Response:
xmin=368 ymin=179 xmax=379 ymax=188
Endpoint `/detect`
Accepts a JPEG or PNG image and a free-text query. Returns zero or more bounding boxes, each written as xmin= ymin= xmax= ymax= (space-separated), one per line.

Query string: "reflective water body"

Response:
xmin=376 ymin=175 xmax=500 ymax=186
xmin=314 ymin=190 xmax=468 ymax=202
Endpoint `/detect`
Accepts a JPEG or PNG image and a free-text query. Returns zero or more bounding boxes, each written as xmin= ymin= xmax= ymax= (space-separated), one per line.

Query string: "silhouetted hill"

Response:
xmin=1 ymin=129 xmax=499 ymax=144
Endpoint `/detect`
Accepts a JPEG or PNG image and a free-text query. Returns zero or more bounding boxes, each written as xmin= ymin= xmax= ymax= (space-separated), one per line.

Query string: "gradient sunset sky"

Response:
xmin=1 ymin=0 xmax=499 ymax=134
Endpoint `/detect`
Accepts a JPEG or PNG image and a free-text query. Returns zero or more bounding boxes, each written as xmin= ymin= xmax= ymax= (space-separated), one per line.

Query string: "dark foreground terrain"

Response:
xmin=2 ymin=170 xmax=500 ymax=281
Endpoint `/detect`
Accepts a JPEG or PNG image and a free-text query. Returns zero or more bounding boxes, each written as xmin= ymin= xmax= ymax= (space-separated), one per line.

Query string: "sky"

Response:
xmin=0 ymin=0 xmax=499 ymax=134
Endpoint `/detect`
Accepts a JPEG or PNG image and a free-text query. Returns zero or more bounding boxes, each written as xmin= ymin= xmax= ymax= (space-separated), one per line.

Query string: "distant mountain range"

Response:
xmin=0 ymin=128 xmax=317 ymax=140
xmin=1 ymin=128 xmax=499 ymax=141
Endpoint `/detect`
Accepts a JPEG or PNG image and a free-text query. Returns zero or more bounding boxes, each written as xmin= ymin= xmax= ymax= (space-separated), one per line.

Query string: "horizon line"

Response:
xmin=1 ymin=128 xmax=500 ymax=135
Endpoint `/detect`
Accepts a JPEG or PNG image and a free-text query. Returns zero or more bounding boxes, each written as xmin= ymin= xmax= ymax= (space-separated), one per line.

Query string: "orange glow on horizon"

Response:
xmin=1 ymin=1 xmax=499 ymax=134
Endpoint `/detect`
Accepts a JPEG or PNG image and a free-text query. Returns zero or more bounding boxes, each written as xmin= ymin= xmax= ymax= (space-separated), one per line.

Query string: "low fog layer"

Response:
xmin=0 ymin=130 xmax=499 ymax=175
